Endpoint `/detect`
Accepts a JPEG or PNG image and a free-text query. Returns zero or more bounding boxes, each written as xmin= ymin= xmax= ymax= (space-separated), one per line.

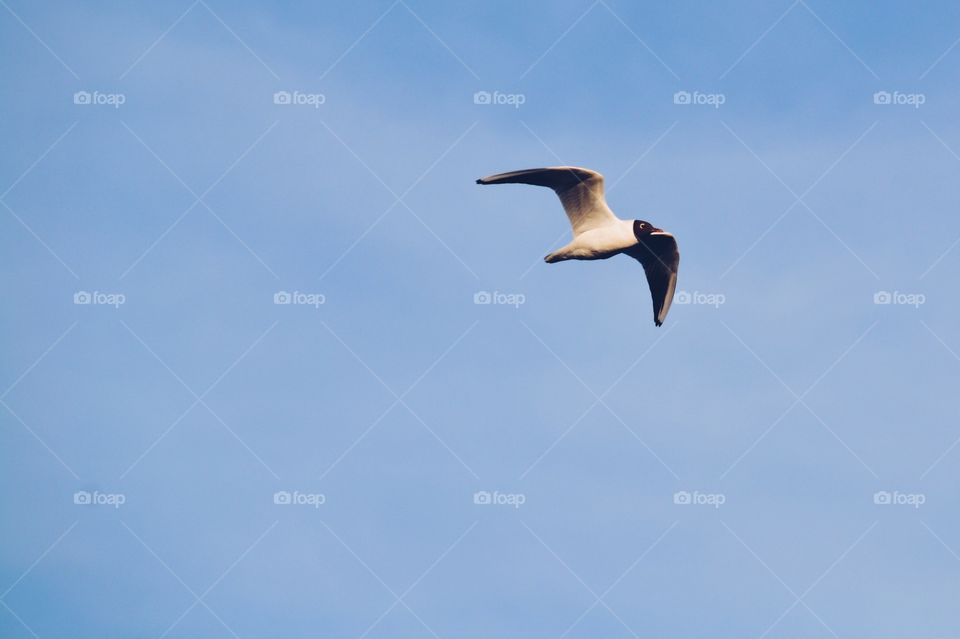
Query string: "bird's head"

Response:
xmin=633 ymin=220 xmax=662 ymax=238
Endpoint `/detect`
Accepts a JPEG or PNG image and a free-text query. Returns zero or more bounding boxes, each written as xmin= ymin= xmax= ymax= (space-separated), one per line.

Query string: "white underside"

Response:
xmin=549 ymin=218 xmax=636 ymax=261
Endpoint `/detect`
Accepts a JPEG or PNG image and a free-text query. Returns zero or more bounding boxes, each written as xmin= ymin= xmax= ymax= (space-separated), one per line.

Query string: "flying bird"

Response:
xmin=476 ymin=166 xmax=680 ymax=326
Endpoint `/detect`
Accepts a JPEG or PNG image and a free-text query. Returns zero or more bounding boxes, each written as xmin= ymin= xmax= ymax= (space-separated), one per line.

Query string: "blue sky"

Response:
xmin=2 ymin=1 xmax=960 ymax=637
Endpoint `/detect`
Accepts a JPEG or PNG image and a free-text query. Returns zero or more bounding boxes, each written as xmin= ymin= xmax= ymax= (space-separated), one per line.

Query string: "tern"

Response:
xmin=476 ymin=166 xmax=680 ymax=326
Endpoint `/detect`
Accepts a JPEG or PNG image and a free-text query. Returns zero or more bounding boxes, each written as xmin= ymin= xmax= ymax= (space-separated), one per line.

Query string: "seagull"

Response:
xmin=476 ymin=166 xmax=680 ymax=326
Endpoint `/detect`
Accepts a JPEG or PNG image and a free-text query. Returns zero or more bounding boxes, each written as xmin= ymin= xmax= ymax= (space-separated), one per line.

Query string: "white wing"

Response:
xmin=476 ymin=166 xmax=619 ymax=236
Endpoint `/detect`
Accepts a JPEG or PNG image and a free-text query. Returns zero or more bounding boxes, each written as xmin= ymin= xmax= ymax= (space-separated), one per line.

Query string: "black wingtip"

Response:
xmin=475 ymin=178 xmax=484 ymax=184
xmin=655 ymin=319 xmax=663 ymax=327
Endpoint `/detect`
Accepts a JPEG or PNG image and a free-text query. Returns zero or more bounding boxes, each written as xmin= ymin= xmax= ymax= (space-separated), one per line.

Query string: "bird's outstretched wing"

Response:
xmin=476 ymin=166 xmax=618 ymax=236
xmin=624 ymin=232 xmax=680 ymax=327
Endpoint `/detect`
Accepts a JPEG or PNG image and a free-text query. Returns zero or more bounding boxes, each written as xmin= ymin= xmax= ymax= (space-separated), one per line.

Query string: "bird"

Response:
xmin=476 ymin=166 xmax=679 ymax=326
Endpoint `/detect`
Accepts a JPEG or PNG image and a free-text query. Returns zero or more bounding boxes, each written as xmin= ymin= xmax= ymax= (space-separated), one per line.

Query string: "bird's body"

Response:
xmin=476 ymin=166 xmax=680 ymax=326
xmin=544 ymin=218 xmax=636 ymax=262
